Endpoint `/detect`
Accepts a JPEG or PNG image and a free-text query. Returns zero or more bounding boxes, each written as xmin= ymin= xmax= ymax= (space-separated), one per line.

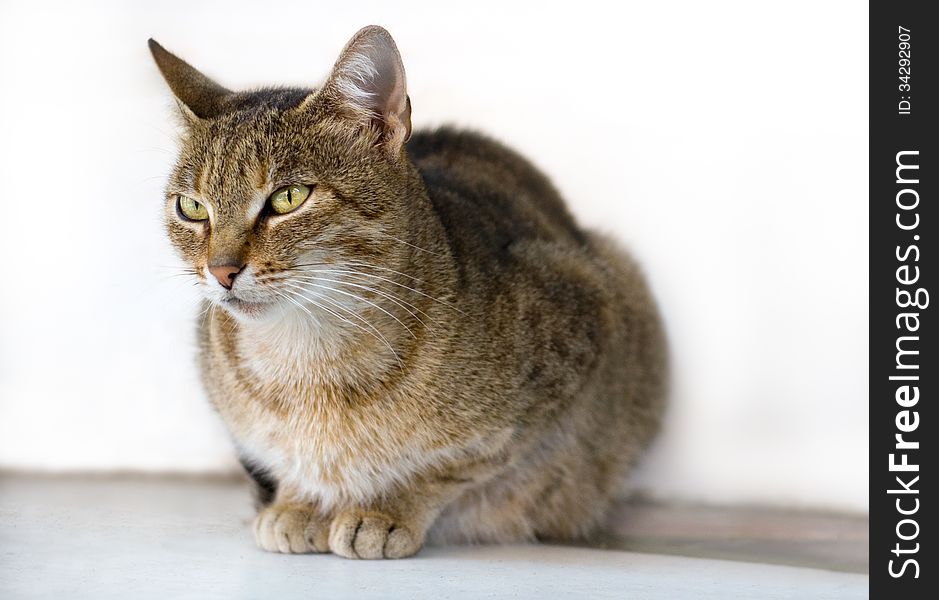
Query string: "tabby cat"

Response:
xmin=150 ymin=26 xmax=666 ymax=559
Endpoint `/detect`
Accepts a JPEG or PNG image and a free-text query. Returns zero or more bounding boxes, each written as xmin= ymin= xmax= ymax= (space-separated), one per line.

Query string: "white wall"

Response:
xmin=0 ymin=1 xmax=868 ymax=512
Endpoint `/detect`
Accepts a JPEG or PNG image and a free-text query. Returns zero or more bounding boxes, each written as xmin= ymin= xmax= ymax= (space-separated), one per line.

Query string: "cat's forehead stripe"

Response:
xmin=190 ymin=123 xmax=274 ymax=217
xmin=195 ymin=160 xmax=210 ymax=197
xmin=254 ymin=160 xmax=270 ymax=190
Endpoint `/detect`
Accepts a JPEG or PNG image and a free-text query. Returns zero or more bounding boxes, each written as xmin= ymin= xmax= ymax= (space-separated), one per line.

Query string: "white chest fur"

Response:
xmin=226 ymin=314 xmax=436 ymax=511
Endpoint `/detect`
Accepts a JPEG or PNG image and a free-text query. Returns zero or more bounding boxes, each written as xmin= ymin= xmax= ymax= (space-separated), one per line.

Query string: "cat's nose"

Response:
xmin=208 ymin=264 xmax=243 ymax=289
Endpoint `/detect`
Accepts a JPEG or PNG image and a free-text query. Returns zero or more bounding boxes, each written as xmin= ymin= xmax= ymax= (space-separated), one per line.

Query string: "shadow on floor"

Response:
xmin=575 ymin=500 xmax=868 ymax=574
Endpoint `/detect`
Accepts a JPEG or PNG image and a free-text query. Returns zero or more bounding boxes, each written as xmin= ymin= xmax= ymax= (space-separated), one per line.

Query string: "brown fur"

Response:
xmin=150 ymin=26 xmax=667 ymax=559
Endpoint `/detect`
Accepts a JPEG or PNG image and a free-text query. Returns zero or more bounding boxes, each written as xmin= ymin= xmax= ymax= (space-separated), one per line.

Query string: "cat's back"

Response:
xmin=406 ymin=128 xmax=588 ymax=276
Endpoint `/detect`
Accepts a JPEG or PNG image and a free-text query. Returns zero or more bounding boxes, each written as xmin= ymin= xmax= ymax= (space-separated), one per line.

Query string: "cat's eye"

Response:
xmin=268 ymin=184 xmax=312 ymax=215
xmin=177 ymin=195 xmax=209 ymax=221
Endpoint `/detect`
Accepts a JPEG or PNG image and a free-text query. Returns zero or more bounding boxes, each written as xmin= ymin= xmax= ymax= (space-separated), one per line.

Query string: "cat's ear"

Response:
xmin=320 ymin=26 xmax=412 ymax=154
xmin=148 ymin=39 xmax=231 ymax=121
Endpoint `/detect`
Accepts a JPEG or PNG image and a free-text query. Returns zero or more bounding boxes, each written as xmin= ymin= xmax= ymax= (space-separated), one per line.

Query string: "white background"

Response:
xmin=0 ymin=1 xmax=868 ymax=512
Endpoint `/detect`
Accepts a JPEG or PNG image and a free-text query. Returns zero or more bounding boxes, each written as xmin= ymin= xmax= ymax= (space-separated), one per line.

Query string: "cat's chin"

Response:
xmin=218 ymin=297 xmax=273 ymax=321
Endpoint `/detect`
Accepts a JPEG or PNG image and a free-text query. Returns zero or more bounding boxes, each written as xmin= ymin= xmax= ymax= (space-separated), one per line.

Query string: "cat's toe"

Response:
xmin=329 ymin=510 xmax=422 ymax=559
xmin=383 ymin=525 xmax=421 ymax=559
xmin=253 ymin=504 xmax=328 ymax=554
xmin=304 ymin=518 xmax=331 ymax=553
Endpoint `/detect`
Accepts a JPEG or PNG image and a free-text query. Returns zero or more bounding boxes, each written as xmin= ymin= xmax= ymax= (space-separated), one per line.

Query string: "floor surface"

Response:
xmin=0 ymin=474 xmax=868 ymax=599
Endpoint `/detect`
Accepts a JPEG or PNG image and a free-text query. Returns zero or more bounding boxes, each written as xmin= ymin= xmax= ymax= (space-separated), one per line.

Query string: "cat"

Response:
xmin=150 ymin=25 xmax=667 ymax=559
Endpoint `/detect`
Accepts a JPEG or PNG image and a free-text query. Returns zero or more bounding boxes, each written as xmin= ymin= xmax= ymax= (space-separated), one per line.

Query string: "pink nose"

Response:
xmin=209 ymin=264 xmax=242 ymax=289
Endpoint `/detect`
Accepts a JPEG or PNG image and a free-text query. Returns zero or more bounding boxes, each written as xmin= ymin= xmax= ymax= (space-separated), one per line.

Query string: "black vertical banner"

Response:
xmin=871 ymin=1 xmax=936 ymax=597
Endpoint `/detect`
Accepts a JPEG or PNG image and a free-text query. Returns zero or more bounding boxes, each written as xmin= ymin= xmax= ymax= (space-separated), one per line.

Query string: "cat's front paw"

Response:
xmin=253 ymin=503 xmax=329 ymax=554
xmin=329 ymin=509 xmax=423 ymax=559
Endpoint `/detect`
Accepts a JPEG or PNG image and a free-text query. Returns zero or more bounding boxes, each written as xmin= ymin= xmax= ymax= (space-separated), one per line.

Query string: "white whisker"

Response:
xmin=280 ymin=284 xmax=406 ymax=370
xmin=198 ymin=302 xmax=215 ymax=330
xmin=293 ymin=264 xmax=465 ymax=315
xmin=293 ymin=260 xmax=423 ymax=283
xmin=271 ymin=289 xmax=324 ymax=329
xmin=288 ymin=272 xmax=434 ymax=329
xmin=360 ymin=227 xmax=444 ymax=256
xmin=286 ymin=278 xmax=417 ymax=339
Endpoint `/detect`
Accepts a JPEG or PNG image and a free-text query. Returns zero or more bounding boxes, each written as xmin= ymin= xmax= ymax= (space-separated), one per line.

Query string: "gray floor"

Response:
xmin=0 ymin=474 xmax=868 ymax=599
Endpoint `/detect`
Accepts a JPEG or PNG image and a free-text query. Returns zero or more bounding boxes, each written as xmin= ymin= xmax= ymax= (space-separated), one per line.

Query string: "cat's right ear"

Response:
xmin=148 ymin=39 xmax=231 ymax=122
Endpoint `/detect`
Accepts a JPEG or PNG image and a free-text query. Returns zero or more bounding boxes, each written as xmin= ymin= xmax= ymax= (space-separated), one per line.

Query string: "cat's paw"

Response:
xmin=328 ymin=509 xmax=422 ymax=559
xmin=253 ymin=503 xmax=330 ymax=554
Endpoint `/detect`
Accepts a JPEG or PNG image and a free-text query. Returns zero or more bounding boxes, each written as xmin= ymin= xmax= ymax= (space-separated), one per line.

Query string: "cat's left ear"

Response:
xmin=319 ymin=26 xmax=412 ymax=155
xmin=148 ymin=39 xmax=232 ymax=122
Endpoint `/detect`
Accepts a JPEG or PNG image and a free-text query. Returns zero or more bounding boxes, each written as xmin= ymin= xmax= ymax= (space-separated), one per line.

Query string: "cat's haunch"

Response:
xmin=151 ymin=25 xmax=666 ymax=559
